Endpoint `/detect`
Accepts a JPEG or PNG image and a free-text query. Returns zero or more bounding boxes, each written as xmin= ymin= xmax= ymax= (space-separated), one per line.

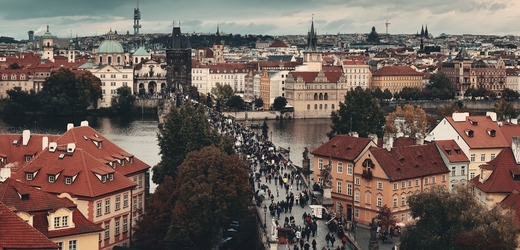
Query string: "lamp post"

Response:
xmin=288 ymin=146 xmax=291 ymax=161
xmin=263 ymin=204 xmax=267 ymax=228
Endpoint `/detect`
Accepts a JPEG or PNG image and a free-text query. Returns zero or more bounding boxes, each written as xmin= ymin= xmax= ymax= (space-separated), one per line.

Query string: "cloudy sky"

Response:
xmin=1 ymin=0 xmax=519 ymax=40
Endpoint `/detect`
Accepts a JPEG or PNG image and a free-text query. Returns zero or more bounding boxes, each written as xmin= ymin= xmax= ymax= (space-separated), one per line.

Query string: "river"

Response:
xmin=0 ymin=115 xmax=332 ymax=193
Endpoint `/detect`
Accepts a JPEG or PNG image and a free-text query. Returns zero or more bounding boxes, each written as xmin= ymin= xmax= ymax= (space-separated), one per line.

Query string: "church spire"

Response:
xmin=424 ymin=25 xmax=429 ymax=38
xmin=215 ymin=24 xmax=222 ymax=46
xmin=421 ymin=25 xmax=424 ymax=37
xmin=307 ymin=15 xmax=317 ymax=52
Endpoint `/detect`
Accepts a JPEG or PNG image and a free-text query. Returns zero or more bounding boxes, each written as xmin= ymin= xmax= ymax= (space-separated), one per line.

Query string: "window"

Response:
xmin=65 ymin=177 xmax=72 ymax=184
xmin=48 ymin=175 xmax=55 ymax=183
xmin=377 ymin=182 xmax=383 ymax=190
xmin=124 ymin=193 xmax=128 ymax=208
xmin=401 ymin=196 xmax=406 ymax=206
xmin=393 ymin=198 xmax=398 ymax=208
xmin=108 ymin=173 xmax=113 ymax=181
xmin=393 ymin=183 xmax=398 ymax=190
xmin=139 ymin=195 xmax=143 ymax=209
xmin=56 ymin=242 xmax=63 ymax=250
xmin=415 ymin=179 xmax=419 ymax=186
xmin=470 ymin=154 xmax=475 ymax=162
xmin=401 ymin=181 xmax=406 ymax=189
xmin=432 ymin=176 xmax=436 ymax=183
xmin=105 ymin=199 xmax=110 ymax=214
xmin=424 ymin=177 xmax=429 ymax=185
xmin=491 ymin=153 xmax=496 ymax=160
xmin=26 ymin=173 xmax=32 ymax=180
xmin=123 ymin=218 xmax=128 ymax=232
xmin=54 ymin=217 xmax=60 ymax=228
xmin=347 ymin=164 xmax=353 ymax=175
xmin=68 ymin=240 xmax=77 ymax=250
xmin=354 ymin=209 xmax=359 ymax=218
xmin=116 ymin=196 xmax=121 ymax=210
xmin=96 ymin=201 xmax=102 ymax=216
xmin=138 ymin=174 xmax=143 ymax=188
xmin=377 ymin=197 xmax=382 ymax=207
xmin=470 ymin=172 xmax=475 ymax=179
xmin=133 ymin=196 xmax=137 ymax=212
xmin=347 ymin=183 xmax=353 ymax=196
xmin=337 ymin=162 xmax=343 ymax=173
xmin=408 ymin=180 xmax=412 ymax=187
xmin=337 ymin=181 xmax=342 ymax=194
xmin=318 ymin=159 xmax=323 ymax=170
xmin=355 ymin=191 xmax=360 ymax=202
xmin=452 ymin=167 xmax=456 ymax=176
xmin=442 ymin=174 xmax=446 ymax=182
xmin=461 ymin=166 xmax=465 ymax=176
xmin=355 ymin=177 xmax=360 ymax=185
xmin=115 ymin=220 xmax=120 ymax=235
xmin=480 ymin=154 xmax=485 ymax=162
xmin=104 ymin=224 xmax=110 ymax=239
xmin=401 ymin=213 xmax=405 ymax=222
xmin=110 ymin=82 xmax=116 ymax=86
xmin=62 ymin=216 xmax=68 ymax=227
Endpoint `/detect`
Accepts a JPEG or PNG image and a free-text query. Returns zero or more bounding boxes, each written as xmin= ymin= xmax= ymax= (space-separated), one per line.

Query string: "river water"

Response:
xmin=0 ymin=115 xmax=332 ymax=193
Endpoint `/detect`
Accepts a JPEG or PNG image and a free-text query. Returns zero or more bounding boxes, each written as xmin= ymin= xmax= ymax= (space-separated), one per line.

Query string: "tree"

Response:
xmin=206 ymin=93 xmax=213 ymax=108
xmin=75 ymin=70 xmax=102 ymax=109
xmin=400 ymin=185 xmax=518 ymax=250
xmin=373 ymin=87 xmax=383 ymax=100
xmin=152 ymin=102 xmax=224 ymax=184
xmin=226 ymin=95 xmax=245 ymax=111
xmin=272 ymin=96 xmax=287 ymax=110
xmin=384 ymin=104 xmax=434 ymax=137
xmin=328 ymin=87 xmax=385 ymax=138
xmin=111 ymin=86 xmax=136 ymax=114
xmin=367 ymin=26 xmax=379 ymax=43
xmin=254 ymin=97 xmax=264 ymax=109
xmin=492 ymin=99 xmax=518 ymax=121
xmin=436 ymin=102 xmax=474 ymax=118
xmin=427 ymin=72 xmax=454 ymax=99
xmin=211 ymin=82 xmax=234 ymax=106
xmin=165 ymin=146 xmax=251 ymax=250
xmin=382 ymin=88 xmax=392 ymax=100
xmin=501 ymin=88 xmax=520 ymax=101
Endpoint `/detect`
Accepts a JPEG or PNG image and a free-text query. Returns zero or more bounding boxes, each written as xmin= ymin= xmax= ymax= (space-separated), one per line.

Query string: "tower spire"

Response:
xmin=307 ymin=15 xmax=317 ymax=52
xmin=133 ymin=0 xmax=141 ymax=35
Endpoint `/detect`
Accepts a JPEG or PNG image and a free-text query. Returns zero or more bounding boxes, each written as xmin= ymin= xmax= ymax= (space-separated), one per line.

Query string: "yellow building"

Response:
xmin=371 ymin=66 xmax=424 ymax=94
xmin=260 ymin=69 xmax=270 ymax=109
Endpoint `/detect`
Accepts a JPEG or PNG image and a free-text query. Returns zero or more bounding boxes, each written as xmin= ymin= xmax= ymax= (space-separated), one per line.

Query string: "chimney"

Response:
xmin=486 ymin=111 xmax=497 ymax=122
xmin=0 ymin=168 xmax=10 ymax=183
xmin=452 ymin=112 xmax=469 ymax=122
xmin=48 ymin=142 xmax=57 ymax=153
xmin=67 ymin=123 xmax=74 ymax=130
xmin=67 ymin=143 xmax=76 ymax=154
xmin=512 ymin=119 xmax=518 ymax=125
xmin=80 ymin=120 xmax=89 ymax=127
xmin=22 ymin=130 xmax=30 ymax=146
xmin=42 ymin=136 xmax=49 ymax=151
xmin=368 ymin=134 xmax=378 ymax=145
xmin=349 ymin=132 xmax=359 ymax=137
xmin=415 ymin=133 xmax=424 ymax=145
xmin=383 ymin=135 xmax=393 ymax=151
xmin=513 ymin=137 xmax=520 ymax=164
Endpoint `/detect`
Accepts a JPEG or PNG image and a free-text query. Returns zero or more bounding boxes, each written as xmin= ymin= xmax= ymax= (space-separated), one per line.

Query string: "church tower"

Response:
xmin=213 ymin=25 xmax=224 ymax=63
xmin=42 ymin=25 xmax=54 ymax=62
xmin=166 ymin=21 xmax=192 ymax=94
xmin=67 ymin=37 xmax=75 ymax=63
xmin=303 ymin=17 xmax=322 ymax=72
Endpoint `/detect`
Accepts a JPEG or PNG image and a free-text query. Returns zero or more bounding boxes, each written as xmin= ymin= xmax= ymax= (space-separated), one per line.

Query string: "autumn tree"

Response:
xmin=165 ymin=146 xmax=251 ymax=250
xmin=492 ymin=99 xmax=518 ymax=121
xmin=400 ymin=185 xmax=518 ymax=250
xmin=436 ymin=101 xmax=474 ymax=118
xmin=384 ymin=104 xmax=434 ymax=137
xmin=328 ymin=87 xmax=385 ymax=138
xmin=152 ymin=102 xmax=224 ymax=184
xmin=111 ymin=86 xmax=136 ymax=114
xmin=211 ymin=82 xmax=234 ymax=106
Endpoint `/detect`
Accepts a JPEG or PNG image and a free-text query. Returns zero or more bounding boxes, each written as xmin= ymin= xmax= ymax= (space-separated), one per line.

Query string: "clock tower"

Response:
xmin=303 ymin=17 xmax=322 ymax=72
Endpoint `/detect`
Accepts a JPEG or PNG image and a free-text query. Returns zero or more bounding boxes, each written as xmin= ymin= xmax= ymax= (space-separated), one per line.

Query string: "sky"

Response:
xmin=1 ymin=0 xmax=519 ymax=40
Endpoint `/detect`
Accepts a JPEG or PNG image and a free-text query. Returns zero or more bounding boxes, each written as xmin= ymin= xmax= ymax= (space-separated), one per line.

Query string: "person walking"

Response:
xmin=330 ymin=235 xmax=335 ymax=247
xmin=325 ymin=233 xmax=330 ymax=247
xmin=304 ymin=241 xmax=310 ymax=250
xmin=276 ymin=186 xmax=279 ymax=197
xmin=311 ymin=239 xmax=317 ymax=250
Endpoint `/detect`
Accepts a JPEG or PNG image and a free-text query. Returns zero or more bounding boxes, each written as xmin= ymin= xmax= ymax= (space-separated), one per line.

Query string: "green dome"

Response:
xmin=98 ymin=40 xmax=124 ymax=54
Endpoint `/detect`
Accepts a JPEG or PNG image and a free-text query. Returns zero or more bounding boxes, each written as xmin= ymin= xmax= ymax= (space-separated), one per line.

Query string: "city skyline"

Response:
xmin=1 ymin=0 xmax=519 ymax=40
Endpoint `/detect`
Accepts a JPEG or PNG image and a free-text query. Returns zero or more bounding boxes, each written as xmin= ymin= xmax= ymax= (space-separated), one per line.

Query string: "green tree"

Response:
xmin=427 ymin=72 xmax=454 ymax=99
xmin=401 ymin=185 xmax=518 ymax=250
xmin=152 ymin=102 xmax=224 ymax=184
xmin=165 ymin=146 xmax=251 ymax=250
xmin=367 ymin=26 xmax=379 ymax=43
xmin=254 ymin=97 xmax=264 ymax=109
xmin=211 ymin=82 xmax=234 ymax=106
xmin=436 ymin=102 xmax=474 ymax=118
xmin=501 ymin=88 xmax=520 ymax=101
xmin=75 ymin=70 xmax=102 ymax=109
xmin=373 ymin=87 xmax=383 ymax=100
xmin=492 ymin=99 xmax=518 ymax=121
xmin=382 ymin=88 xmax=392 ymax=100
xmin=111 ymin=86 xmax=136 ymax=114
xmin=206 ymin=93 xmax=213 ymax=108
xmin=272 ymin=96 xmax=287 ymax=110
xmin=328 ymin=87 xmax=385 ymax=138
xmin=226 ymin=95 xmax=245 ymax=111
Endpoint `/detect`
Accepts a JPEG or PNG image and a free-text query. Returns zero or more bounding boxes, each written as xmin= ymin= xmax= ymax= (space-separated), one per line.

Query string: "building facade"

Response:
xmin=371 ymin=66 xmax=423 ymax=94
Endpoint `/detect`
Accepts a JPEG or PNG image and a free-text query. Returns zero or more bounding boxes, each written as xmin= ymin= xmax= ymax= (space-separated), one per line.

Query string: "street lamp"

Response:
xmin=263 ymin=204 xmax=267 ymax=228
xmin=288 ymin=146 xmax=291 ymax=161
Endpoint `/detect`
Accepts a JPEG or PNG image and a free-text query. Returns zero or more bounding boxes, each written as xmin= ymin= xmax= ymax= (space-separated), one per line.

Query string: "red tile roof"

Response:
xmin=471 ymin=148 xmax=520 ymax=193
xmin=372 ymin=66 xmax=423 ymax=76
xmin=342 ymin=60 xmax=365 ymax=66
xmin=311 ymin=135 xmax=373 ymax=161
xmin=0 ymin=202 xmax=58 ymax=250
xmin=291 ymin=66 xmax=343 ymax=83
xmin=370 ymin=144 xmax=450 ymax=181
xmin=499 ymin=122 xmax=520 ymax=147
xmin=270 ymin=40 xmax=288 ymax=48
xmin=500 ymin=189 xmax=520 ymax=227
xmin=34 ymin=209 xmax=103 ymax=238
xmin=446 ymin=116 xmax=509 ymax=149
xmin=435 ymin=140 xmax=469 ymax=163
xmin=0 ymin=133 xmax=61 ymax=172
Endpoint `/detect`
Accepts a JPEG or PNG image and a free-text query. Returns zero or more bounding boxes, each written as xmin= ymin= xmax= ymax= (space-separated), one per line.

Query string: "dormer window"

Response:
xmin=102 ymin=175 xmax=107 ymax=183
xmin=487 ymin=129 xmax=496 ymax=137
xmin=129 ymin=157 xmax=133 ymax=163
xmin=455 ymin=149 xmax=461 ymax=154
xmin=26 ymin=173 xmax=33 ymax=180
xmin=48 ymin=175 xmax=55 ymax=183
xmin=25 ymin=155 xmax=32 ymax=162
xmin=108 ymin=173 xmax=114 ymax=181
xmin=120 ymin=160 xmax=124 ymax=166
xmin=465 ymin=130 xmax=474 ymax=138
xmin=65 ymin=177 xmax=72 ymax=185
xmin=469 ymin=120 xmax=478 ymax=126
xmin=446 ymin=150 xmax=452 ymax=155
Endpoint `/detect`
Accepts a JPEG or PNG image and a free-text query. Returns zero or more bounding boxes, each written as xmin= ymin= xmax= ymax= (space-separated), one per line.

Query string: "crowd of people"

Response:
xmin=205 ymin=106 xmax=353 ymax=250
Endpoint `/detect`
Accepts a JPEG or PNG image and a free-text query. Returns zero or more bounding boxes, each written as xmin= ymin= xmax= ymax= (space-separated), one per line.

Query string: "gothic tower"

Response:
xmin=166 ymin=21 xmax=192 ymax=94
xmin=213 ymin=25 xmax=224 ymax=63
xmin=42 ymin=25 xmax=54 ymax=62
xmin=133 ymin=0 xmax=141 ymax=35
xmin=303 ymin=16 xmax=322 ymax=72
xmin=67 ymin=37 xmax=75 ymax=63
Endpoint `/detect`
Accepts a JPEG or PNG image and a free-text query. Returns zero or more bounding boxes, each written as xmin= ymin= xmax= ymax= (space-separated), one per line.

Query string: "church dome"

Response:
xmin=98 ymin=40 xmax=124 ymax=54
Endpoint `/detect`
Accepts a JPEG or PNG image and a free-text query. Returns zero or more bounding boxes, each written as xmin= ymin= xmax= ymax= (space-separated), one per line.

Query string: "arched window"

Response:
xmin=99 ymin=56 xmax=103 ymax=64
xmin=324 ymin=104 xmax=328 ymax=110
xmin=319 ymin=104 xmax=323 ymax=110
xmin=307 ymin=104 xmax=310 ymax=110
xmin=314 ymin=104 xmax=318 ymax=110
xmin=135 ymin=58 xmax=138 ymax=64
xmin=324 ymin=93 xmax=329 ymax=100
xmin=332 ymin=104 xmax=335 ymax=110
xmin=319 ymin=93 xmax=323 ymax=100
xmin=314 ymin=93 xmax=318 ymax=100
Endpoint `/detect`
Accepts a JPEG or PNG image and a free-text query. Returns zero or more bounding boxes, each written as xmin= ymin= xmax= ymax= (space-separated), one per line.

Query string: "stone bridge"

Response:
xmin=385 ymin=100 xmax=520 ymax=116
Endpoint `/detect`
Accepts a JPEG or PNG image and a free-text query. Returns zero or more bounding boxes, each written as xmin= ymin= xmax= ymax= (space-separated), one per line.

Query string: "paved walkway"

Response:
xmin=254 ymin=167 xmax=400 ymax=250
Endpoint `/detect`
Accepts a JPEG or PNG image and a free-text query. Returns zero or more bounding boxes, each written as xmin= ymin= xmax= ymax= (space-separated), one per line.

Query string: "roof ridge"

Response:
xmin=79 ymin=150 xmax=95 ymax=197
